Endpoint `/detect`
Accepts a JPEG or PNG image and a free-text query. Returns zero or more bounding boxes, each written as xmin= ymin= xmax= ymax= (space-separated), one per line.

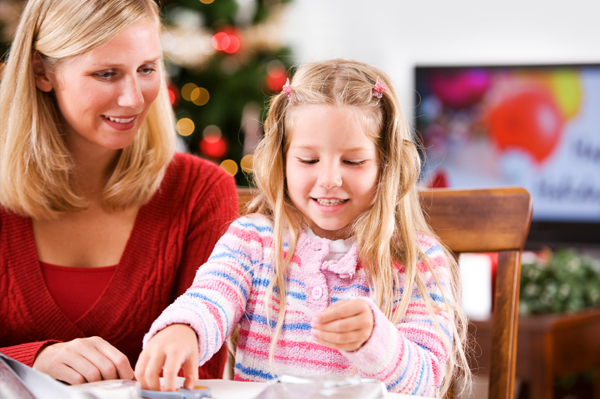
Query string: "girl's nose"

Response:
xmin=118 ymin=76 xmax=144 ymax=108
xmin=318 ymin=165 xmax=343 ymax=189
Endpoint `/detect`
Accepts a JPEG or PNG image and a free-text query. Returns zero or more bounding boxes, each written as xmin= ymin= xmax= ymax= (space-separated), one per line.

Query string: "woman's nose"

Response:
xmin=118 ymin=76 xmax=144 ymax=108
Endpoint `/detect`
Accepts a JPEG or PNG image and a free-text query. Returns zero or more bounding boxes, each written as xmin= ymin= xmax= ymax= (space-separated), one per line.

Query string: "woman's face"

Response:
xmin=35 ymin=18 xmax=161 ymax=155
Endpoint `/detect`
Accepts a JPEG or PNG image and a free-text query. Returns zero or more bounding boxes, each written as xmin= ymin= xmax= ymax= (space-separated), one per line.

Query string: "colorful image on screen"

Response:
xmin=415 ymin=65 xmax=600 ymax=223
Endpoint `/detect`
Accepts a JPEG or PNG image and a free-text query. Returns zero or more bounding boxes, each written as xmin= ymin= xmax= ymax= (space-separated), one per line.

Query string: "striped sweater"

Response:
xmin=144 ymin=214 xmax=454 ymax=397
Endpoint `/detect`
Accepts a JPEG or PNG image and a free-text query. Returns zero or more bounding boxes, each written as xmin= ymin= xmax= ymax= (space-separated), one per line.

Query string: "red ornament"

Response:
xmin=266 ymin=67 xmax=288 ymax=92
xmin=200 ymin=136 xmax=227 ymax=158
xmin=212 ymin=28 xmax=242 ymax=54
xmin=168 ymin=83 xmax=179 ymax=106
xmin=488 ymin=89 xmax=564 ymax=164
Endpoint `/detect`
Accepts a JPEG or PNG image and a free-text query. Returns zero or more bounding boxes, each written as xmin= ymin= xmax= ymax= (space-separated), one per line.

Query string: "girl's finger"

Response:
xmin=181 ymin=355 xmax=199 ymax=390
xmin=142 ymin=350 xmax=166 ymax=391
xmin=162 ymin=352 xmax=184 ymax=392
xmin=314 ymin=303 xmax=359 ymax=324
xmin=312 ymin=329 xmax=367 ymax=346
xmin=313 ymin=315 xmax=365 ymax=333
xmin=314 ymin=299 xmax=370 ymax=324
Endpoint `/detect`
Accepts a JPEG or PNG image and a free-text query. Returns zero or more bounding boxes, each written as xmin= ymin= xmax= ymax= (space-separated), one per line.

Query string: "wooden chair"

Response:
xmin=419 ymin=187 xmax=532 ymax=399
xmin=235 ymin=186 xmax=533 ymax=399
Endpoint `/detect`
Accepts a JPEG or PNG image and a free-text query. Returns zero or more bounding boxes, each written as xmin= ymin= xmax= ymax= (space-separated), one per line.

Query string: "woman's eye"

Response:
xmin=139 ymin=67 xmax=156 ymax=75
xmin=93 ymin=71 xmax=115 ymax=80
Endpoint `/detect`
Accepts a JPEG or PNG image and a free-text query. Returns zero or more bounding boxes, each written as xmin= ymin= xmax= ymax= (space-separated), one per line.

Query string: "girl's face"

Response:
xmin=35 ymin=18 xmax=161 ymax=156
xmin=285 ymin=104 xmax=379 ymax=240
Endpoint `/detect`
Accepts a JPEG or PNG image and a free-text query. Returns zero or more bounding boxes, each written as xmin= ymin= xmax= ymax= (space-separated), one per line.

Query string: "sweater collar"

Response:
xmin=297 ymin=228 xmax=359 ymax=278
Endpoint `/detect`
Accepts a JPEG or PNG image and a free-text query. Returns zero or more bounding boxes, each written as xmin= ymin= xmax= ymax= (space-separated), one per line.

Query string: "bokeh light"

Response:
xmin=191 ymin=87 xmax=210 ymax=106
xmin=212 ymin=30 xmax=241 ymax=54
xmin=203 ymin=125 xmax=222 ymax=141
xmin=199 ymin=0 xmax=214 ymax=3
xmin=176 ymin=118 xmax=195 ymax=136
xmin=266 ymin=60 xmax=287 ymax=91
xmin=200 ymin=136 xmax=227 ymax=158
xmin=220 ymin=159 xmax=239 ymax=176
xmin=240 ymin=154 xmax=254 ymax=173
xmin=181 ymin=83 xmax=198 ymax=102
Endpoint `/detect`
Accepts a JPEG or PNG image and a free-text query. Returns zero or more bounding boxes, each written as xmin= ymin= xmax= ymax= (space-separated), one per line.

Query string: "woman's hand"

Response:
xmin=310 ymin=298 xmax=374 ymax=352
xmin=135 ymin=324 xmax=199 ymax=391
xmin=33 ymin=336 xmax=133 ymax=385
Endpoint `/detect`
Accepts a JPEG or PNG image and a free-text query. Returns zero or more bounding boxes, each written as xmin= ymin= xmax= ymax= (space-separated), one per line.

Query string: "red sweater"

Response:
xmin=0 ymin=152 xmax=238 ymax=379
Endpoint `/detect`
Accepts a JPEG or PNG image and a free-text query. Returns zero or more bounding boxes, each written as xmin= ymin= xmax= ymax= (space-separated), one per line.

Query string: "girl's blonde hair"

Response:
xmin=248 ymin=59 xmax=470 ymax=396
xmin=0 ymin=0 xmax=175 ymax=219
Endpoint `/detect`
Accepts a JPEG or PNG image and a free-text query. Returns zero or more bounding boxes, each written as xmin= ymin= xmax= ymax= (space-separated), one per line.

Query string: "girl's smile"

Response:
xmin=285 ymin=104 xmax=379 ymax=239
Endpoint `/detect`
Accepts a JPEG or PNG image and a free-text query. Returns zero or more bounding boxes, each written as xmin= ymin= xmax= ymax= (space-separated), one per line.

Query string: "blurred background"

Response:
xmin=2 ymin=1 xmax=600 ymax=398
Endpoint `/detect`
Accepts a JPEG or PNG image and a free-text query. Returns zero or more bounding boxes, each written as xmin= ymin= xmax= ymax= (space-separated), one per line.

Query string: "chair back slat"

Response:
xmin=420 ymin=187 xmax=532 ymax=253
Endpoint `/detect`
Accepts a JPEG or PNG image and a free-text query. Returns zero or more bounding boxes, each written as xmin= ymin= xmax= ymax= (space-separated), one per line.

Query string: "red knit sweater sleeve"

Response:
xmin=0 ymin=341 xmax=59 ymax=367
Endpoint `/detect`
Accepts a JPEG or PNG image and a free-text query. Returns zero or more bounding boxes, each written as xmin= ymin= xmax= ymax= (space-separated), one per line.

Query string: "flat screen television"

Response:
xmin=414 ymin=64 xmax=600 ymax=249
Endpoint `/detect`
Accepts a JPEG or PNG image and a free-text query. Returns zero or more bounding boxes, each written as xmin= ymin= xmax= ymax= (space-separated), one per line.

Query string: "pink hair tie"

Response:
xmin=281 ymin=78 xmax=293 ymax=100
xmin=372 ymin=76 xmax=387 ymax=99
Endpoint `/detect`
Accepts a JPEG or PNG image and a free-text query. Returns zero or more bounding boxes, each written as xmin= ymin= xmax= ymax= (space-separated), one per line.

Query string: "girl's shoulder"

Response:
xmin=228 ymin=214 xmax=275 ymax=235
xmin=415 ymin=232 xmax=444 ymax=254
xmin=414 ymin=232 xmax=451 ymax=273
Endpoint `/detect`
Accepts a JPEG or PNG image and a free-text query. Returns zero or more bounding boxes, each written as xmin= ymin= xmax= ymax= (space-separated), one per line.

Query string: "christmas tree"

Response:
xmin=0 ymin=0 xmax=294 ymax=187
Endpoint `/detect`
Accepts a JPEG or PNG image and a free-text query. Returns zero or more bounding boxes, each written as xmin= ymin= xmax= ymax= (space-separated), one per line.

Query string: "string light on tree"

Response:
xmin=176 ymin=118 xmax=195 ymax=137
xmin=181 ymin=83 xmax=198 ymax=102
xmin=266 ymin=60 xmax=288 ymax=92
xmin=191 ymin=87 xmax=210 ymax=106
xmin=220 ymin=159 xmax=239 ymax=176
xmin=240 ymin=154 xmax=253 ymax=174
xmin=212 ymin=28 xmax=242 ymax=54
xmin=168 ymin=83 xmax=179 ymax=105
xmin=200 ymin=125 xmax=227 ymax=158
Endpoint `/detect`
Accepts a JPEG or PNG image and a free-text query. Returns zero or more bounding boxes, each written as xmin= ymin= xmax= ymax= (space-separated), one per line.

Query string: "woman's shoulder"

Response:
xmin=161 ymin=152 xmax=236 ymax=196
xmin=167 ymin=152 xmax=231 ymax=181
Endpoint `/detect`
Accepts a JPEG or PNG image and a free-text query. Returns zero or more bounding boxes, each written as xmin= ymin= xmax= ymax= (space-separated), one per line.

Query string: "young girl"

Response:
xmin=136 ymin=59 xmax=470 ymax=397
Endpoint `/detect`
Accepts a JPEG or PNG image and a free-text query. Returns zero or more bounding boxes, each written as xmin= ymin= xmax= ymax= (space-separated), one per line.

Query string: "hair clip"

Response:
xmin=281 ymin=78 xmax=293 ymax=100
xmin=372 ymin=76 xmax=387 ymax=99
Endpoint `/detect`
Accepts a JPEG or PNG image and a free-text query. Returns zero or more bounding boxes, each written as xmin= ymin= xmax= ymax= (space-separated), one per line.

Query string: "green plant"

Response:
xmin=519 ymin=248 xmax=600 ymax=315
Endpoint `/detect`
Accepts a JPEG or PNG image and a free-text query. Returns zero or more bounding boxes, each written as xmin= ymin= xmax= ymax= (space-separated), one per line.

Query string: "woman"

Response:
xmin=0 ymin=0 xmax=237 ymax=385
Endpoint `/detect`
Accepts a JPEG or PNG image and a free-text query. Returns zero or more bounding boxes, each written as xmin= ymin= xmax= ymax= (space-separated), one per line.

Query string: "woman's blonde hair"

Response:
xmin=248 ymin=59 xmax=470 ymax=396
xmin=0 ymin=0 xmax=175 ymax=218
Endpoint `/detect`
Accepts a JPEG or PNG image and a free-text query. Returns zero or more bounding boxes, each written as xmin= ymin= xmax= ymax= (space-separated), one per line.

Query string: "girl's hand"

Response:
xmin=33 ymin=336 xmax=133 ymax=385
xmin=310 ymin=298 xmax=374 ymax=352
xmin=135 ymin=324 xmax=199 ymax=391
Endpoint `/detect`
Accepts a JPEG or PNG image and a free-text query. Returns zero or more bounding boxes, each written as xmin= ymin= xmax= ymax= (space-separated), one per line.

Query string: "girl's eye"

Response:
xmin=344 ymin=160 xmax=366 ymax=166
xmin=298 ymin=158 xmax=318 ymax=164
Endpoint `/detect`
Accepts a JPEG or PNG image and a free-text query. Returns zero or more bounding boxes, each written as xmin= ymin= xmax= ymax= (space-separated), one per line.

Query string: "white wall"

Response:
xmin=283 ymin=0 xmax=600 ymax=118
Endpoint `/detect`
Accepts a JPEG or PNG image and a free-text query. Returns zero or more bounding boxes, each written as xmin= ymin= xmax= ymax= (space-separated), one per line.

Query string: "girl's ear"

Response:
xmin=32 ymin=51 xmax=54 ymax=92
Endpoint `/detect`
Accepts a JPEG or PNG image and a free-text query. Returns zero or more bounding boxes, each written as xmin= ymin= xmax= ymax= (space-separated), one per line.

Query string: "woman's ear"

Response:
xmin=32 ymin=51 xmax=53 ymax=92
